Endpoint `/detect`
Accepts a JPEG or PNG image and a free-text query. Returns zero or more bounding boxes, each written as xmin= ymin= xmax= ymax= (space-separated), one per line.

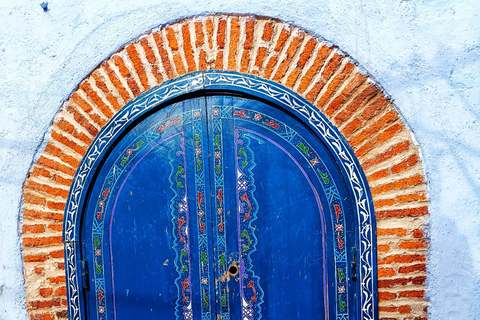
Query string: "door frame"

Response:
xmin=63 ymin=70 xmax=378 ymax=320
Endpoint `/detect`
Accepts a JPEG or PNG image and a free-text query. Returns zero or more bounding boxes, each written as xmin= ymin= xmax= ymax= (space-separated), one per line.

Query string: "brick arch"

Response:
xmin=22 ymin=14 xmax=429 ymax=320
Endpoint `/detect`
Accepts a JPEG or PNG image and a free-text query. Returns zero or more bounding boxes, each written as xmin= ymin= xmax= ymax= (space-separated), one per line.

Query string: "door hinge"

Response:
xmin=351 ymin=247 xmax=357 ymax=282
xmin=81 ymin=260 xmax=90 ymax=290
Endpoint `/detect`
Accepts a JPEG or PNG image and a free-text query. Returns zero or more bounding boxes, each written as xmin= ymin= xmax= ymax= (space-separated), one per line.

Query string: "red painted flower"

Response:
xmin=254 ymin=113 xmax=262 ymax=121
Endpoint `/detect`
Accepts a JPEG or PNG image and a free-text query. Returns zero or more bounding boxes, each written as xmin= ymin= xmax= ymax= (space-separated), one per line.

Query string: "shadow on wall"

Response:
xmin=428 ymin=215 xmax=480 ymax=319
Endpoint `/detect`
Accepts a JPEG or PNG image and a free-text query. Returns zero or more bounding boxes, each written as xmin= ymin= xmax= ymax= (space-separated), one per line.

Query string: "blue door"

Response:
xmin=81 ymin=94 xmax=358 ymax=319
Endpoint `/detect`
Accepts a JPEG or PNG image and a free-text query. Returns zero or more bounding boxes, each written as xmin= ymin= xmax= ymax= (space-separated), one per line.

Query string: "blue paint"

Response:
xmin=64 ymin=72 xmax=376 ymax=319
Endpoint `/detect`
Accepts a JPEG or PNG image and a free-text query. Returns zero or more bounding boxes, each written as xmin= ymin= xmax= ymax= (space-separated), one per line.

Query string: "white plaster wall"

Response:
xmin=0 ymin=0 xmax=479 ymax=318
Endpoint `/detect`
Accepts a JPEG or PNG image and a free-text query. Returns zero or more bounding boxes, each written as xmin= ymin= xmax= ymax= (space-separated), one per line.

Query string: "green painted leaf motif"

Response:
xmin=221 ymin=291 xmax=227 ymax=307
xmin=94 ymin=236 xmax=100 ymax=247
xmin=241 ymin=230 xmax=251 ymax=251
xmin=219 ymin=253 xmax=225 ymax=268
xmin=238 ymin=148 xmax=248 ymax=169
xmin=215 ymin=165 xmax=221 ymax=174
xmin=120 ymin=157 xmax=128 ymax=166
xmin=297 ymin=142 xmax=310 ymax=156
xmin=201 ymin=252 xmax=207 ymax=265
xmin=214 ymin=135 xmax=220 ymax=148
xmin=176 ymin=166 xmax=185 ymax=188
xmin=320 ymin=171 xmax=330 ymax=184
xmin=180 ymin=249 xmax=188 ymax=272
xmin=202 ymin=289 xmax=208 ymax=307
xmin=338 ymin=268 xmax=345 ymax=281
xmin=339 ymin=295 xmax=346 ymax=312
xmin=95 ymin=260 xmax=102 ymax=274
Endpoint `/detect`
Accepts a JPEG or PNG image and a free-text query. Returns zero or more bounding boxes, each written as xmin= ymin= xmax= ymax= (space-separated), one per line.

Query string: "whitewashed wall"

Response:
xmin=0 ymin=0 xmax=479 ymax=318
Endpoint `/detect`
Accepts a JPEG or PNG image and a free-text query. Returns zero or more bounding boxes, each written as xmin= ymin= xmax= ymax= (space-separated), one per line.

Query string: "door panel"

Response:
xmin=82 ymin=94 xmax=355 ymax=320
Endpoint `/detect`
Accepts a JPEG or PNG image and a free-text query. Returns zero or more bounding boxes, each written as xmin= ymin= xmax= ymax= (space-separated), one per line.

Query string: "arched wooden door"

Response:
xmin=64 ymin=72 xmax=378 ymax=320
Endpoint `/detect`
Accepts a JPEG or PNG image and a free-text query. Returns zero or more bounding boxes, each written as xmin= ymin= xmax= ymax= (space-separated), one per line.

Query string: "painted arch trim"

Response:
xmin=63 ymin=70 xmax=378 ymax=320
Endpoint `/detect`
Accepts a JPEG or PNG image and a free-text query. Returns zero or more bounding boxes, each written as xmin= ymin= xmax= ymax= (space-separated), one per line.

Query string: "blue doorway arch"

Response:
xmin=63 ymin=71 xmax=378 ymax=320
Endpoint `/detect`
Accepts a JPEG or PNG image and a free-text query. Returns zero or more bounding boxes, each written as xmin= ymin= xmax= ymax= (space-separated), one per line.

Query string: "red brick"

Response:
xmin=378 ymin=267 xmax=396 ymax=277
xmin=23 ymin=224 xmax=46 ymax=234
xmin=273 ymin=32 xmax=305 ymax=81
xmin=55 ymin=286 xmax=67 ymax=296
xmin=262 ymin=22 xmax=274 ymax=41
xmin=392 ymin=154 xmax=419 ymax=174
xmin=165 ymin=27 xmax=179 ymax=51
xmin=334 ymin=84 xmax=379 ymax=125
xmin=363 ymin=141 xmax=410 ymax=170
xmin=25 ymin=180 xmax=69 ymax=199
xmin=65 ymin=105 xmax=99 ymax=137
xmin=378 ymin=254 xmax=426 ymax=265
xmin=23 ymin=209 xmax=63 ymax=221
xmin=377 ymin=228 xmax=407 ymax=237
xmin=29 ymin=298 xmax=64 ymax=310
xmin=112 ymin=55 xmax=140 ymax=97
xmin=49 ymin=250 xmax=64 ymax=259
xmin=217 ymin=19 xmax=227 ymax=49
xmin=139 ymin=39 xmax=163 ymax=84
xmin=377 ymin=206 xmax=429 ymax=219
xmin=368 ymin=168 xmax=389 ymax=181
xmin=297 ymin=45 xmax=331 ymax=94
xmin=34 ymin=267 xmax=44 ymax=274
xmin=102 ymin=62 xmax=131 ymax=102
xmin=324 ymin=72 xmax=365 ymax=117
xmin=126 ymin=44 xmax=150 ymax=90
xmin=264 ymin=56 xmax=278 ymax=79
xmin=47 ymin=276 xmax=66 ymax=284
xmin=349 ymin=111 xmax=398 ymax=147
xmin=205 ymin=19 xmax=214 ymax=50
xmin=181 ymin=24 xmax=196 ymax=73
xmin=379 ymin=305 xmax=397 ymax=313
xmin=23 ymin=236 xmax=63 ymax=247
xmin=378 ymin=291 xmax=396 ymax=300
xmin=198 ymin=50 xmax=207 ymax=71
xmin=399 ymin=264 xmax=426 ymax=274
xmin=24 ymin=254 xmax=48 ymax=263
xmin=398 ymin=305 xmax=411 ymax=314
xmin=228 ymin=18 xmax=240 ymax=71
xmin=240 ymin=19 xmax=255 ymax=72
xmin=255 ymin=47 xmax=267 ymax=69
xmin=362 ymin=96 xmax=389 ymax=120
xmin=398 ymin=290 xmax=424 ymax=298
xmin=80 ymin=81 xmax=114 ymax=118
xmin=316 ymin=62 xmax=353 ymax=109
xmin=46 ymin=201 xmax=66 ymax=211
xmin=378 ymin=244 xmax=390 ymax=252
xmin=24 ymin=193 xmax=46 ymax=206
xmin=172 ymin=53 xmax=186 ymax=75
xmin=51 ymin=130 xmax=88 ymax=156
xmin=374 ymin=198 xmax=396 ymax=208
xmin=371 ymin=175 xmax=424 ymax=195
xmin=194 ymin=22 xmax=204 ymax=47
xmin=274 ymin=27 xmax=290 ymax=52
xmin=48 ymin=224 xmax=63 ymax=232
xmin=152 ymin=32 xmax=174 ymax=78
xmin=39 ymin=288 xmax=53 ymax=297
xmin=30 ymin=314 xmax=53 ymax=320
xmin=70 ymin=92 xmax=92 ymax=113
xmin=215 ymin=51 xmax=224 ymax=70
xmin=413 ymin=229 xmax=424 ymax=239
xmin=56 ymin=119 xmax=92 ymax=145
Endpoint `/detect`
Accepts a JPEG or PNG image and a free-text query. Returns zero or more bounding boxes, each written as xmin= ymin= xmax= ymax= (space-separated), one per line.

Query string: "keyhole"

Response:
xmin=228 ymin=264 xmax=238 ymax=276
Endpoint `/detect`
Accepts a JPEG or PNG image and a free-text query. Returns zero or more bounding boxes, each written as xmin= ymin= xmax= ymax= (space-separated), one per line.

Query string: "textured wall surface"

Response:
xmin=0 ymin=1 xmax=479 ymax=319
